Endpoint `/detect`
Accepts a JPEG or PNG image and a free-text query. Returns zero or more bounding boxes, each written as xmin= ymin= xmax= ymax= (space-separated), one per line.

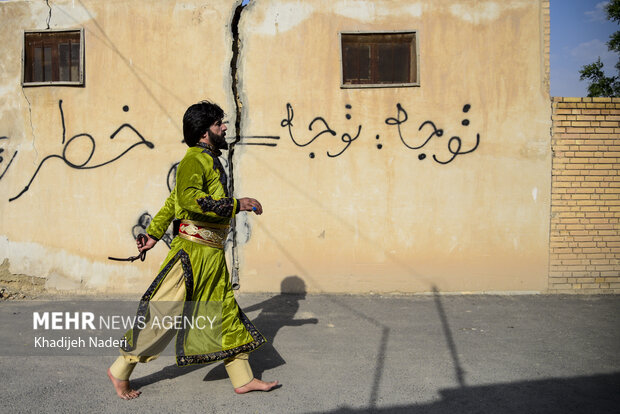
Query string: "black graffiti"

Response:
xmin=327 ymin=125 xmax=361 ymax=158
xmin=167 ymin=162 xmax=179 ymax=192
xmin=59 ymin=100 xmax=66 ymax=144
xmin=132 ymin=212 xmax=173 ymax=248
xmin=132 ymin=164 xmax=177 ymax=249
xmin=375 ymin=134 xmax=383 ymax=150
xmin=279 ymin=102 xmax=480 ymax=163
xmin=385 ymin=103 xmax=480 ymax=164
xmin=281 ymin=104 xmax=334 ymax=147
xmin=281 ymin=103 xmax=362 ymax=158
xmin=0 ymin=136 xmax=18 ymax=181
xmin=9 ymin=100 xmax=154 ymax=202
xmin=236 ymin=136 xmax=280 ymax=147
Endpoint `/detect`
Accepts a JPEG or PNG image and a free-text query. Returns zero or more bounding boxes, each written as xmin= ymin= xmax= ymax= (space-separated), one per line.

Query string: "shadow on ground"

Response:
xmin=132 ymin=276 xmax=316 ymax=388
xmin=313 ymin=372 xmax=620 ymax=414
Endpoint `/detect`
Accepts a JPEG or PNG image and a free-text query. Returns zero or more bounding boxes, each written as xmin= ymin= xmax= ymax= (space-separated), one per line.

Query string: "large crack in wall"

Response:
xmin=228 ymin=2 xmax=246 ymax=289
xmin=45 ymin=0 xmax=52 ymax=29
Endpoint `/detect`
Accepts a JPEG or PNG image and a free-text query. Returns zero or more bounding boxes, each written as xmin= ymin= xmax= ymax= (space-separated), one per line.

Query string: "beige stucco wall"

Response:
xmin=0 ymin=0 xmax=551 ymax=294
xmin=0 ymin=0 xmax=239 ymax=292
xmin=234 ymin=0 xmax=552 ymax=293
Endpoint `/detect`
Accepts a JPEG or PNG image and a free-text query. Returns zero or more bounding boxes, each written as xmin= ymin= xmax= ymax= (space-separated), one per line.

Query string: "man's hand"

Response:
xmin=137 ymin=234 xmax=157 ymax=252
xmin=239 ymin=197 xmax=263 ymax=215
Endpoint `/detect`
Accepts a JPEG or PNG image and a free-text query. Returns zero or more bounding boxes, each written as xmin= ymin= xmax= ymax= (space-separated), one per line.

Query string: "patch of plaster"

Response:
xmin=172 ymin=1 xmax=201 ymax=11
xmin=0 ymin=236 xmax=142 ymax=291
xmin=0 ymin=258 xmax=45 ymax=292
xmin=521 ymin=140 xmax=549 ymax=160
xmin=449 ymin=1 xmax=529 ymax=24
xmin=0 ymin=83 xmax=22 ymax=117
xmin=448 ymin=235 xmax=459 ymax=254
xmin=173 ymin=2 xmax=218 ymax=23
xmin=252 ymin=1 xmax=315 ymax=35
xmin=333 ymin=0 xmax=424 ymax=21
xmin=532 ymin=187 xmax=538 ymax=202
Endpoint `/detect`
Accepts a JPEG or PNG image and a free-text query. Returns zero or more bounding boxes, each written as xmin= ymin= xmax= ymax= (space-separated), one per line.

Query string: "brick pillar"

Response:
xmin=550 ymin=97 xmax=620 ymax=293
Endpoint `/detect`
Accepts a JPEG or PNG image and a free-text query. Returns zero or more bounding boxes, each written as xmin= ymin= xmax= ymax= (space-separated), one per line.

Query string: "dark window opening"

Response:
xmin=23 ymin=30 xmax=83 ymax=85
xmin=341 ymin=32 xmax=417 ymax=87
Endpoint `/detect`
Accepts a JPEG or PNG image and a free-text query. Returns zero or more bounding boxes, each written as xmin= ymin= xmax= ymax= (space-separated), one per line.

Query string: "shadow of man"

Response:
xmin=132 ymin=276 xmax=317 ymax=388
xmin=204 ymin=275 xmax=318 ymax=382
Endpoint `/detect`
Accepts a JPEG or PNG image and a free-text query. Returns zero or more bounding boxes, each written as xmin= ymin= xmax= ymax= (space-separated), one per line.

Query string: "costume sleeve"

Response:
xmin=146 ymin=187 xmax=176 ymax=241
xmin=176 ymin=156 xmax=239 ymax=219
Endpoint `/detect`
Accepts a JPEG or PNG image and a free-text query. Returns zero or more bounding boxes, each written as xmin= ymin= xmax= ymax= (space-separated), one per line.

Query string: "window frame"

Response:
xmin=339 ymin=30 xmax=419 ymax=89
xmin=22 ymin=28 xmax=85 ymax=87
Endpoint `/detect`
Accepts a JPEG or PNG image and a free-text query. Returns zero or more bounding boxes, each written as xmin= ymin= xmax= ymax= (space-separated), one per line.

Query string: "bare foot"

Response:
xmin=107 ymin=368 xmax=141 ymax=400
xmin=234 ymin=378 xmax=279 ymax=394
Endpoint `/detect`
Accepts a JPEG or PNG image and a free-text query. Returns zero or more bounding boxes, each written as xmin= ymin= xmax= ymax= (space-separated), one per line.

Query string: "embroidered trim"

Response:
xmin=197 ymin=143 xmax=229 ymax=196
xmin=119 ymin=247 xmax=265 ymax=365
xmin=176 ymin=310 xmax=267 ymax=366
xmin=121 ymin=250 xmax=194 ymax=353
xmin=180 ymin=219 xmax=230 ymax=229
xmin=178 ymin=220 xmax=229 ymax=249
xmin=196 ymin=196 xmax=235 ymax=218
xmin=195 ymin=141 xmax=221 ymax=156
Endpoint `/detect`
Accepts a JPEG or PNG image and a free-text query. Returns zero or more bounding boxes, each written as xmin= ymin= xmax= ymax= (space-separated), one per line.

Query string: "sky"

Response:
xmin=551 ymin=0 xmax=619 ymax=96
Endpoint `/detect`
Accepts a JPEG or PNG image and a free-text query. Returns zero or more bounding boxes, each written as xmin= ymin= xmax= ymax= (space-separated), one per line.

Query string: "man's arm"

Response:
xmin=138 ymin=188 xmax=176 ymax=252
xmin=175 ymin=156 xmax=264 ymax=219
xmin=176 ymin=156 xmax=241 ymax=218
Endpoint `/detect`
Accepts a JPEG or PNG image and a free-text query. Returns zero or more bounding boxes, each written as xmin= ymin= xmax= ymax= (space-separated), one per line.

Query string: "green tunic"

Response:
xmin=122 ymin=143 xmax=265 ymax=366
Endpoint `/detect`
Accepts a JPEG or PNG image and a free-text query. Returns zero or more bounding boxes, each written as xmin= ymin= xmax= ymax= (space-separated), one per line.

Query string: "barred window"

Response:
xmin=341 ymin=32 xmax=418 ymax=88
xmin=23 ymin=29 xmax=84 ymax=86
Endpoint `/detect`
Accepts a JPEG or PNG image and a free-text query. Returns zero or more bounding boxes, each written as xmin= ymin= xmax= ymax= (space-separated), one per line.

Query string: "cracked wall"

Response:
xmin=0 ymin=0 xmax=239 ymax=293
xmin=233 ymin=0 xmax=552 ymax=293
xmin=0 ymin=0 xmax=552 ymax=294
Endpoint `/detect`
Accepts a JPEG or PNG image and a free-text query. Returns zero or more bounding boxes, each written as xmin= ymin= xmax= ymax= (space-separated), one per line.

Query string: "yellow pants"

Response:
xmin=109 ymin=352 xmax=254 ymax=388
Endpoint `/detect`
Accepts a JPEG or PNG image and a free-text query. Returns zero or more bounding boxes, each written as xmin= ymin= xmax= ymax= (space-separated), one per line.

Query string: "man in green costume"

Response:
xmin=107 ymin=101 xmax=278 ymax=400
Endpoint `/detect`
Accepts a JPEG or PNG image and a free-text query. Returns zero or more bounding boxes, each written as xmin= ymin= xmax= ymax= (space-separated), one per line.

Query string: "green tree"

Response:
xmin=579 ymin=0 xmax=620 ymax=97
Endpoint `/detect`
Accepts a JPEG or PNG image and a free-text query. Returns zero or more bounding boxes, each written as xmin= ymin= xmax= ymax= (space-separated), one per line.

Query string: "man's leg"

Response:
xmin=108 ymin=356 xmax=140 ymax=400
xmin=224 ymin=353 xmax=279 ymax=394
xmin=107 ymin=256 xmax=187 ymax=399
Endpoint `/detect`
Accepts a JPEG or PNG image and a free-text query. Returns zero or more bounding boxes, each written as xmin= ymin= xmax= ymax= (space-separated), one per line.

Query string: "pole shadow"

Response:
xmin=306 ymin=372 xmax=620 ymax=413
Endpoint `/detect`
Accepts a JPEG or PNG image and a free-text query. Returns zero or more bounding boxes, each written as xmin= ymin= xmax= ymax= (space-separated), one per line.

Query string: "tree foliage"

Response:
xmin=579 ymin=0 xmax=620 ymax=97
xmin=580 ymin=58 xmax=617 ymax=96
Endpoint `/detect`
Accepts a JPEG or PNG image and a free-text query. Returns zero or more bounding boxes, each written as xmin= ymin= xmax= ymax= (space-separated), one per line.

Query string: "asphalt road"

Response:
xmin=1 ymin=293 xmax=619 ymax=413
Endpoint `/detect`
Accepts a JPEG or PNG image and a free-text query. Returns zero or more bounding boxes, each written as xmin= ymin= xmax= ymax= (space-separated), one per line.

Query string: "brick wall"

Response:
xmin=550 ymin=97 xmax=620 ymax=293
